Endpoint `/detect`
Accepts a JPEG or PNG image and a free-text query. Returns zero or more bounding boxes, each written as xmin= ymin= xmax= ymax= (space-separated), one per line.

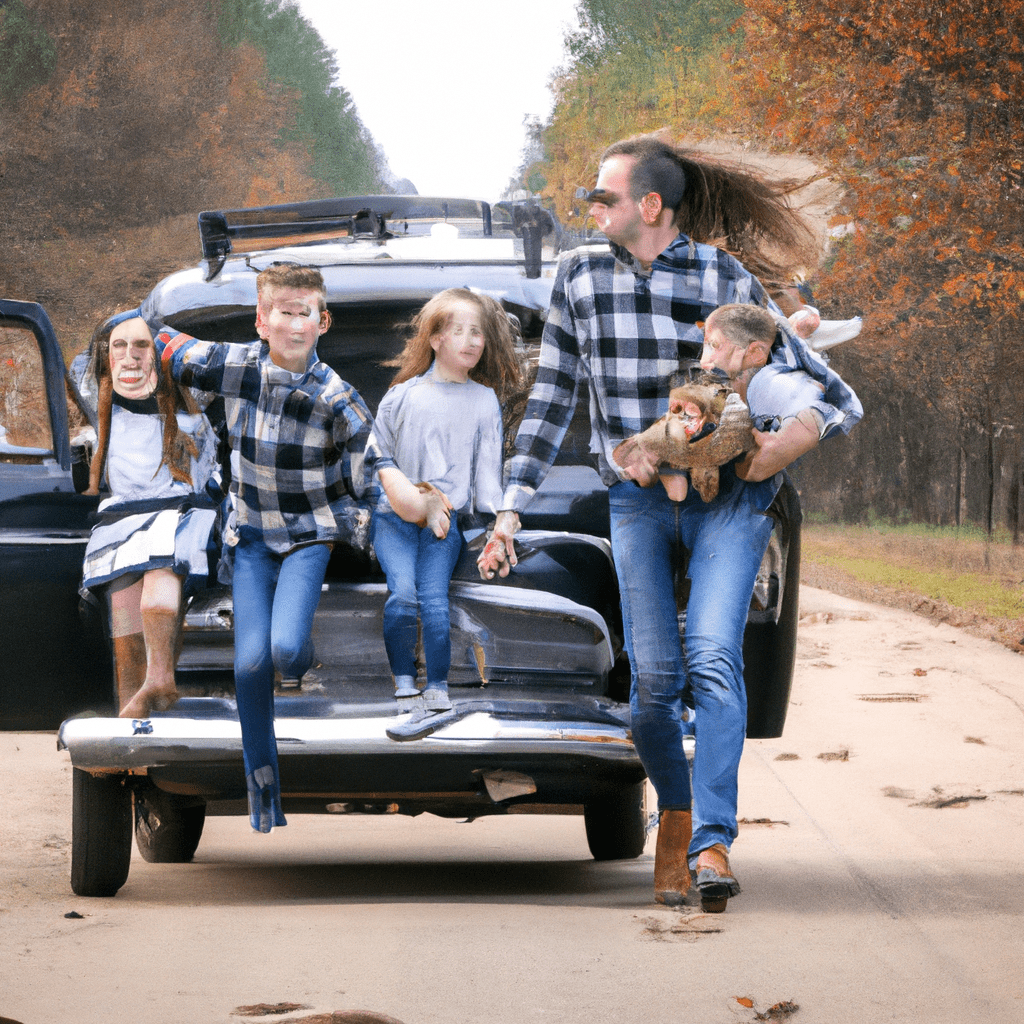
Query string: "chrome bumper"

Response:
xmin=58 ymin=708 xmax=641 ymax=773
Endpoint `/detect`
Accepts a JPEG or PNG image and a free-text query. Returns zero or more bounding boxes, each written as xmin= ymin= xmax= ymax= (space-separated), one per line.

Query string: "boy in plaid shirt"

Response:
xmin=152 ymin=265 xmax=373 ymax=832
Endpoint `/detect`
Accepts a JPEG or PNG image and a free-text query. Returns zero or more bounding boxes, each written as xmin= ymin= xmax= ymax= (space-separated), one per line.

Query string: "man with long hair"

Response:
xmin=480 ymin=135 xmax=861 ymax=912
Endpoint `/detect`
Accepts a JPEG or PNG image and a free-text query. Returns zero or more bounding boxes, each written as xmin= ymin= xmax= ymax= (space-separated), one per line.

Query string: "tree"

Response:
xmin=217 ymin=0 xmax=386 ymax=196
xmin=729 ymin=0 xmax=1024 ymax=532
xmin=0 ymin=0 xmax=56 ymax=100
xmin=530 ymin=0 xmax=1024 ymax=533
xmin=523 ymin=0 xmax=747 ymax=231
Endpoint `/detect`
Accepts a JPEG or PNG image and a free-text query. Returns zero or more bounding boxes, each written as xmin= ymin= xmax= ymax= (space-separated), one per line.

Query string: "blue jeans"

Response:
xmin=232 ymin=527 xmax=332 ymax=831
xmin=371 ymin=510 xmax=464 ymax=686
xmin=608 ymin=471 xmax=775 ymax=858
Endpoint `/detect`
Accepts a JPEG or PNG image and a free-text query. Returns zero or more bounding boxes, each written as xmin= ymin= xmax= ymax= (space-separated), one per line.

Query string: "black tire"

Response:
xmin=583 ymin=781 xmax=647 ymax=861
xmin=134 ymin=786 xmax=206 ymax=863
xmin=71 ymin=768 xmax=133 ymax=897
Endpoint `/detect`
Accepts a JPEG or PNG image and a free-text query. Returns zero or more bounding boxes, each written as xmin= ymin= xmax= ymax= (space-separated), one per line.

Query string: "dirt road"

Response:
xmin=2 ymin=585 xmax=1022 ymax=1024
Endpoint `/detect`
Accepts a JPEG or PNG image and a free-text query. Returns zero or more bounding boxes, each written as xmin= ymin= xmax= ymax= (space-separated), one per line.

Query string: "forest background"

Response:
xmin=1 ymin=0 xmax=1023 ymax=621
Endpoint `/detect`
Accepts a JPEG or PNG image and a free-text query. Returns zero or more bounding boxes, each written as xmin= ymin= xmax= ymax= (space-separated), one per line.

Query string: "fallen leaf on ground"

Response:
xmin=912 ymin=794 xmax=988 ymax=809
xmin=232 ymin=1005 xmax=311 ymax=1017
xmin=883 ymin=786 xmax=915 ymax=799
xmin=278 ymin=1014 xmax=407 ymax=1024
xmin=756 ymin=999 xmax=800 ymax=1020
xmin=857 ymin=692 xmax=926 ymax=702
xmin=817 ymin=749 xmax=850 ymax=761
xmin=637 ymin=914 xmax=723 ymax=941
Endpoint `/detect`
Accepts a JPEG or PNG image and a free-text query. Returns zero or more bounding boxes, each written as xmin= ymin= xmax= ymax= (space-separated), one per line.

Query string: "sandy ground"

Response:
xmin=1 ymin=584 xmax=1022 ymax=1024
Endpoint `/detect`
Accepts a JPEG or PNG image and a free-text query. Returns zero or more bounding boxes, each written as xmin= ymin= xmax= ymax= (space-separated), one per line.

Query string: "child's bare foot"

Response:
xmin=119 ymin=682 xmax=179 ymax=719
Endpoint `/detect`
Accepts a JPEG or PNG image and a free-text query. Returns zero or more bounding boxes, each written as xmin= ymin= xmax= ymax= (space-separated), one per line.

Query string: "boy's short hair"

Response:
xmin=256 ymin=264 xmax=327 ymax=312
xmin=705 ymin=303 xmax=777 ymax=349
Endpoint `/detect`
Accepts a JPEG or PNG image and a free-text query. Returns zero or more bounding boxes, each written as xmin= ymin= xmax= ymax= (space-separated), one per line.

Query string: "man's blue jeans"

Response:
xmin=608 ymin=473 xmax=775 ymax=858
xmin=232 ymin=527 xmax=332 ymax=832
xmin=371 ymin=510 xmax=463 ymax=686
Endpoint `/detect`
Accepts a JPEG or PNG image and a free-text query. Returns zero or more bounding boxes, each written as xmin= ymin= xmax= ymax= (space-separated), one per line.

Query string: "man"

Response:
xmin=479 ymin=135 xmax=861 ymax=912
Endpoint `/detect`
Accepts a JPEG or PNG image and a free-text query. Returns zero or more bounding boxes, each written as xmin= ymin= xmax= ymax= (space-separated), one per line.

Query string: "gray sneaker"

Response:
xmin=386 ymin=705 xmax=459 ymax=741
xmin=420 ymin=686 xmax=452 ymax=711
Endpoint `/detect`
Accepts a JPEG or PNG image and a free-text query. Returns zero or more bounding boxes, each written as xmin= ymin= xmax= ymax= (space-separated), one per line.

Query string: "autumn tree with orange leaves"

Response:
xmin=525 ymin=0 xmax=1023 ymax=535
xmin=729 ymin=0 xmax=1024 ymax=535
xmin=0 ymin=0 xmax=389 ymax=350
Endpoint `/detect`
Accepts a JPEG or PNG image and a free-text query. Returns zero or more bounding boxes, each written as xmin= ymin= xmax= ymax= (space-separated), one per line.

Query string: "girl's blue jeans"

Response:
xmin=608 ymin=473 xmax=775 ymax=858
xmin=231 ymin=527 xmax=332 ymax=831
xmin=371 ymin=510 xmax=463 ymax=686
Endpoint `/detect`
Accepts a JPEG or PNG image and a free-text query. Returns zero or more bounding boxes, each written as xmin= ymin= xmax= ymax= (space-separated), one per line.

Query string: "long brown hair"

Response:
xmin=603 ymin=135 xmax=823 ymax=291
xmin=87 ymin=316 xmax=200 ymax=495
xmin=386 ymin=289 xmax=524 ymax=403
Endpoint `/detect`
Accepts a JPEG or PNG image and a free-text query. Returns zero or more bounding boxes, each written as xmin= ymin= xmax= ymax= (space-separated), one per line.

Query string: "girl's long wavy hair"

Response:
xmin=386 ymin=288 xmax=524 ymax=403
xmin=87 ymin=317 xmax=200 ymax=495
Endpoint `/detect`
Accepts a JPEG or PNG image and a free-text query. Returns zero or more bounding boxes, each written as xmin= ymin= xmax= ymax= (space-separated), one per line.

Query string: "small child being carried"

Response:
xmin=613 ymin=303 xmax=831 ymax=501
xmin=364 ymin=288 xmax=522 ymax=741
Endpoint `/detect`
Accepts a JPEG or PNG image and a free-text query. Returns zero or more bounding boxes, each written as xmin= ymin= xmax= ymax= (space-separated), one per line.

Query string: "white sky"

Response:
xmin=294 ymin=0 xmax=580 ymax=199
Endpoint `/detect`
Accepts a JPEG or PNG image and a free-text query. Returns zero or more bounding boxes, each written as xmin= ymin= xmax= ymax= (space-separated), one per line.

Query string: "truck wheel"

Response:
xmin=71 ymin=768 xmax=133 ymax=897
xmin=134 ymin=786 xmax=206 ymax=863
xmin=584 ymin=781 xmax=647 ymax=860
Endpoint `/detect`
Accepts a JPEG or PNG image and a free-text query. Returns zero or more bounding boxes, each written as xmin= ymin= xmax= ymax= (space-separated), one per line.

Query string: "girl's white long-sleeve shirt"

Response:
xmin=365 ymin=366 xmax=504 ymax=517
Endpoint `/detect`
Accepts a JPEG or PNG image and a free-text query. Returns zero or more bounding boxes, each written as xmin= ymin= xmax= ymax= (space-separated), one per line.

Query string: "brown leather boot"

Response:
xmin=112 ymin=631 xmax=148 ymax=715
xmin=694 ymin=842 xmax=741 ymax=913
xmin=654 ymin=809 xmax=692 ymax=905
xmin=120 ymin=606 xmax=181 ymax=718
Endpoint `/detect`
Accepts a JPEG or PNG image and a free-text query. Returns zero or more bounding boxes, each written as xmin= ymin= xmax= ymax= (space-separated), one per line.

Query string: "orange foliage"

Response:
xmin=730 ymin=1 xmax=1023 ymax=407
xmin=4 ymin=0 xmax=322 ymax=238
xmin=532 ymin=0 xmax=1023 ymax=527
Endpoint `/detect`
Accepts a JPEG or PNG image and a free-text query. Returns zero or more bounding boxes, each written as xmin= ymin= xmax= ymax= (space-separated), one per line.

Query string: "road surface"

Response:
xmin=1 ymin=586 xmax=1021 ymax=1024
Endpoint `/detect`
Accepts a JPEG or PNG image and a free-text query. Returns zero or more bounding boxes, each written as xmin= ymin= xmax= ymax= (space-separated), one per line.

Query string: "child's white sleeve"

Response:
xmin=473 ymin=393 xmax=505 ymax=516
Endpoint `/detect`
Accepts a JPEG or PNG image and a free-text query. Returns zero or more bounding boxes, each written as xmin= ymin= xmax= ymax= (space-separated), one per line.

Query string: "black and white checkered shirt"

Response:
xmin=160 ymin=332 xmax=373 ymax=553
xmin=502 ymin=235 xmax=862 ymax=508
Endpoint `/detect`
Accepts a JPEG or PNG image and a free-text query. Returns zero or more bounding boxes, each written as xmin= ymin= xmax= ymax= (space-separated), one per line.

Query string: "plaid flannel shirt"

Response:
xmin=501 ymin=234 xmax=862 ymax=510
xmin=159 ymin=331 xmax=374 ymax=553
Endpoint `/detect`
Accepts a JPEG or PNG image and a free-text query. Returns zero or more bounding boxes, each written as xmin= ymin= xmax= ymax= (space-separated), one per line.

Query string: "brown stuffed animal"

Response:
xmin=612 ymin=381 xmax=754 ymax=502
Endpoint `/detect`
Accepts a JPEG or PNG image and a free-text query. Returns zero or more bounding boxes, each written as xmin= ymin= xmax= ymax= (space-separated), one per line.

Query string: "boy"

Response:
xmin=613 ymin=303 xmax=830 ymax=501
xmin=147 ymin=264 xmax=374 ymax=832
xmin=703 ymin=302 xmax=830 ymax=482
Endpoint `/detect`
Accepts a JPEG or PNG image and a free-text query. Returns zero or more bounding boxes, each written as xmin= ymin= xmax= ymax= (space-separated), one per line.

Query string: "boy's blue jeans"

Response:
xmin=608 ymin=473 xmax=775 ymax=859
xmin=371 ymin=510 xmax=463 ymax=686
xmin=231 ymin=527 xmax=331 ymax=832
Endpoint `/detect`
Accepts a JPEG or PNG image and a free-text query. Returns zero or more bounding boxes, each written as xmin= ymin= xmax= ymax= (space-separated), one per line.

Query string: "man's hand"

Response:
xmin=612 ymin=435 xmax=661 ymax=486
xmin=477 ymin=510 xmax=521 ymax=579
xmin=736 ymin=410 xmax=820 ymax=482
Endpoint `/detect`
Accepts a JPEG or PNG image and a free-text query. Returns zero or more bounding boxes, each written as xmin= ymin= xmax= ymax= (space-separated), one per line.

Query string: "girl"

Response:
xmin=364 ymin=288 xmax=522 ymax=739
xmin=80 ymin=312 xmax=221 ymax=719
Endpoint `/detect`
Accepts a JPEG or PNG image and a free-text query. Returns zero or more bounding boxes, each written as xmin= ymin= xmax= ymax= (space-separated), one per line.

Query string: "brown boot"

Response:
xmin=694 ymin=843 xmax=741 ymax=913
xmin=120 ymin=605 xmax=182 ymax=718
xmin=654 ymin=809 xmax=692 ymax=905
xmin=112 ymin=631 xmax=148 ymax=715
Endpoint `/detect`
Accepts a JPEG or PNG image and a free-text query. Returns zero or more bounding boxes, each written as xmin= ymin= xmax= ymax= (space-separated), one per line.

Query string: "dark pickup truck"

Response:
xmin=1 ymin=195 xmax=800 ymax=897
